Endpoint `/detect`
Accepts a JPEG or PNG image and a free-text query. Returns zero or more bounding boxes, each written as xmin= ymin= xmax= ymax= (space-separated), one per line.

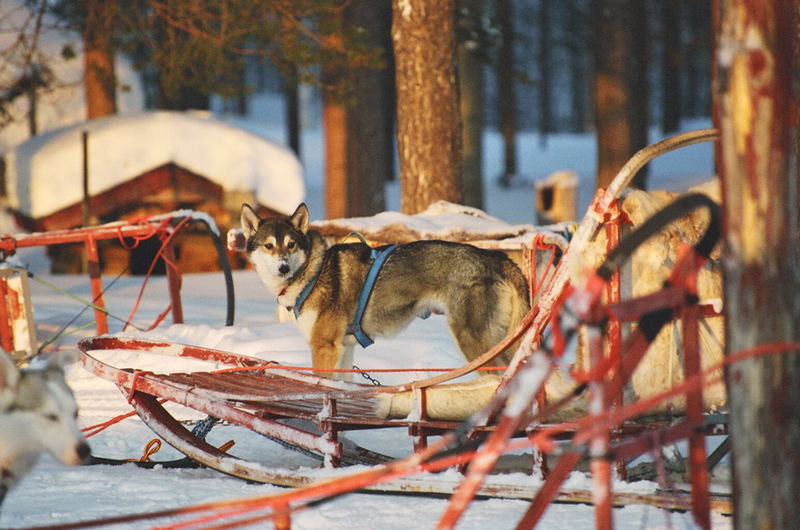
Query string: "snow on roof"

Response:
xmin=3 ymin=110 xmax=305 ymax=218
xmin=312 ymin=200 xmax=572 ymax=245
xmin=0 ymin=0 xmax=145 ymax=151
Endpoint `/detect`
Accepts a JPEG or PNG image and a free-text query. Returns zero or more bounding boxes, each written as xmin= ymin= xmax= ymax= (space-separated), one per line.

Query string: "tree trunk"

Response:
xmin=497 ymin=0 xmax=517 ymax=185
xmin=26 ymin=82 xmax=37 ymax=136
xmin=82 ymin=0 xmax=117 ymax=119
xmin=628 ymin=0 xmax=649 ymax=189
xmin=715 ymin=1 xmax=800 ymax=529
xmin=567 ymin=0 xmax=588 ymax=133
xmin=685 ymin=1 xmax=711 ymax=117
xmin=393 ymin=0 xmax=462 ymax=213
xmin=323 ymin=0 xmax=391 ymax=219
xmin=711 ymin=0 xmax=722 ymax=171
xmin=660 ymin=0 xmax=681 ymax=133
xmin=322 ymin=84 xmax=348 ymax=219
xmin=538 ymin=0 xmax=552 ymax=147
xmin=458 ymin=0 xmax=485 ymax=209
xmin=284 ymin=66 xmax=301 ymax=157
xmin=593 ymin=0 xmax=634 ymax=189
xmin=345 ymin=0 xmax=391 ymax=217
xmin=381 ymin=21 xmax=397 ymax=184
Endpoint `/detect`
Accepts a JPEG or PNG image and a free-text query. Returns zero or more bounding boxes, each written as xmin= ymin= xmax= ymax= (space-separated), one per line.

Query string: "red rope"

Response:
xmin=81 ymin=409 xmax=140 ymax=438
xmin=122 ymin=216 xmax=191 ymax=331
xmin=116 ymin=218 xmax=164 ymax=250
xmin=128 ymin=439 xmax=162 ymax=462
xmin=531 ymin=233 xmax=559 ymax=298
xmin=81 ymin=397 xmax=168 ymax=438
xmin=147 ymin=304 xmax=174 ymax=331
xmin=209 ymin=364 xmax=507 ymax=375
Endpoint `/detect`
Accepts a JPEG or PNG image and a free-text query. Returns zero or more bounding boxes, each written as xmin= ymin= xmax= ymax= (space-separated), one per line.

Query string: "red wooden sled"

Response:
xmin=71 ymin=129 xmax=731 ymax=528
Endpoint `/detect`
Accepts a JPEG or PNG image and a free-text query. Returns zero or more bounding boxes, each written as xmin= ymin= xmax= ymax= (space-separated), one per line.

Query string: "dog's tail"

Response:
xmin=498 ymin=260 xmax=532 ymax=365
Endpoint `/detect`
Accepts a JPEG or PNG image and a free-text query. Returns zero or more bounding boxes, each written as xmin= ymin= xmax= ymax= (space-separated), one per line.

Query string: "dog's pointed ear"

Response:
xmin=240 ymin=204 xmax=260 ymax=238
xmin=289 ymin=203 xmax=309 ymax=234
xmin=0 ymin=351 xmax=20 ymax=394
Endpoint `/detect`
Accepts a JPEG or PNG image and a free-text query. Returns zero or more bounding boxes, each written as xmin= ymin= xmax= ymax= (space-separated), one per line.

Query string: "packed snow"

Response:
xmin=0 ymin=117 xmax=734 ymax=528
xmin=1 ymin=1 xmax=729 ymax=525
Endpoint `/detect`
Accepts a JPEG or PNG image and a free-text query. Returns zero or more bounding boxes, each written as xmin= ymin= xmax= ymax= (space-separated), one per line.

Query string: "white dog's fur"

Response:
xmin=0 ymin=351 xmax=90 ymax=507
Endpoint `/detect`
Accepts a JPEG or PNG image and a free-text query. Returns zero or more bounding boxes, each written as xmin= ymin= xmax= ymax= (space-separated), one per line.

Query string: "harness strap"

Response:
xmin=289 ymin=238 xmax=397 ymax=348
xmin=291 ymin=270 xmax=321 ymax=319
xmin=348 ymin=245 xmax=397 ymax=347
xmin=290 ymin=232 xmax=367 ymax=317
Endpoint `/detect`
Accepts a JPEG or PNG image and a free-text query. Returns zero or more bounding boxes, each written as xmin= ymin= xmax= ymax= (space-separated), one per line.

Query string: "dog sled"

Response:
xmin=69 ymin=129 xmax=734 ymax=528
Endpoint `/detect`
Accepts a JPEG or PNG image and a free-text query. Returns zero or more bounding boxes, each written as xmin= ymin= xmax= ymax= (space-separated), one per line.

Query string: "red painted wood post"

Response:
xmin=715 ymin=1 xmax=800 ymax=528
xmin=603 ymin=202 xmax=626 ymax=482
xmin=0 ymin=278 xmax=14 ymax=352
xmin=272 ymin=503 xmax=291 ymax=530
xmin=515 ymin=452 xmax=582 ymax=529
xmin=162 ymin=239 xmax=184 ymax=324
xmin=85 ymin=232 xmax=108 ymax=334
xmin=604 ymin=200 xmax=623 ymax=409
xmin=588 ymin=321 xmax=613 ymax=530
xmin=680 ymin=257 xmax=710 ymax=529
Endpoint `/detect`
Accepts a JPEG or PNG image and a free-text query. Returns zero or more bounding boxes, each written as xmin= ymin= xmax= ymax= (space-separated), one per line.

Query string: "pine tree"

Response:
xmin=393 ymin=0 xmax=462 ymax=214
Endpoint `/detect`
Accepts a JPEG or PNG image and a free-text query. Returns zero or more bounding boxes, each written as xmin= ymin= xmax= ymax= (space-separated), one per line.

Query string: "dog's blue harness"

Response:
xmin=291 ymin=242 xmax=398 ymax=349
xmin=291 ymin=271 xmax=320 ymax=320
xmin=347 ymin=244 xmax=397 ymax=347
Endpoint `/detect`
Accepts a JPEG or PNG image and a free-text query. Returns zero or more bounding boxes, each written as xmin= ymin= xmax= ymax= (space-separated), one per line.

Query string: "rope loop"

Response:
xmin=531 ymin=233 xmax=560 ymax=297
xmin=116 ymin=216 xmax=172 ymax=249
xmin=128 ymin=438 xmax=162 ymax=462
xmin=122 ymin=215 xmax=191 ymax=331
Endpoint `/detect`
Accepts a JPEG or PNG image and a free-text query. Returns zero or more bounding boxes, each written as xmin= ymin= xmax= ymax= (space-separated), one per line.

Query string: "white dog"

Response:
xmin=0 ymin=351 xmax=90 ymax=507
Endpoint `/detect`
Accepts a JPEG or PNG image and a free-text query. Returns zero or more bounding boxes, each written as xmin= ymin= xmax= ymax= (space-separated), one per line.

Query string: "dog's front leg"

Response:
xmin=311 ymin=340 xmax=354 ymax=381
xmin=310 ymin=314 xmax=353 ymax=381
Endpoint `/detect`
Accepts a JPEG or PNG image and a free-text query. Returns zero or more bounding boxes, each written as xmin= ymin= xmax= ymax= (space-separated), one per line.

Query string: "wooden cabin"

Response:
xmin=2 ymin=111 xmax=304 ymax=275
xmin=24 ymin=163 xmax=281 ymax=274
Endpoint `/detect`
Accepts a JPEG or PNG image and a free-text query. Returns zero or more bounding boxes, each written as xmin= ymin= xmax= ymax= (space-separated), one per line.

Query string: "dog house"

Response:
xmin=1 ymin=111 xmax=304 ymax=274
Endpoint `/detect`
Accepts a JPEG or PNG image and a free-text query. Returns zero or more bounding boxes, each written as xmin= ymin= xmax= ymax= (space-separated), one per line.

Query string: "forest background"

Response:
xmin=1 ymin=0 xmax=714 ymax=218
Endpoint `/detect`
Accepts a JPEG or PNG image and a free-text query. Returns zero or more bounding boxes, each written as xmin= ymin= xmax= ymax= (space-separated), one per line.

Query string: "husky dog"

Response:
xmin=0 ymin=351 xmax=90 ymax=507
xmin=241 ymin=203 xmax=530 ymax=380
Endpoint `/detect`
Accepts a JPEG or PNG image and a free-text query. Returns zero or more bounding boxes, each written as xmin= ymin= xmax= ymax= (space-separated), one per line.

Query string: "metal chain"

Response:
xmin=352 ymin=364 xmax=382 ymax=386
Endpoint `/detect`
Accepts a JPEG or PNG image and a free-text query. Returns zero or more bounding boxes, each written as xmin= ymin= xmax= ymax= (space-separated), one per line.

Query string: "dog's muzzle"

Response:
xmin=76 ymin=441 xmax=91 ymax=463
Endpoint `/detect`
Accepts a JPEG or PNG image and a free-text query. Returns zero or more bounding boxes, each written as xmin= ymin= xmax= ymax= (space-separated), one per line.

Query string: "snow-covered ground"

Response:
xmin=0 ymin=121 xmax=732 ymax=529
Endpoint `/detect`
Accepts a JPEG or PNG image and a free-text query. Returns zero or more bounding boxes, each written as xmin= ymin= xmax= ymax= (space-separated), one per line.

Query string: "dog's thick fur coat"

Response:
xmin=241 ymin=203 xmax=530 ymax=379
xmin=0 ymin=351 xmax=90 ymax=507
